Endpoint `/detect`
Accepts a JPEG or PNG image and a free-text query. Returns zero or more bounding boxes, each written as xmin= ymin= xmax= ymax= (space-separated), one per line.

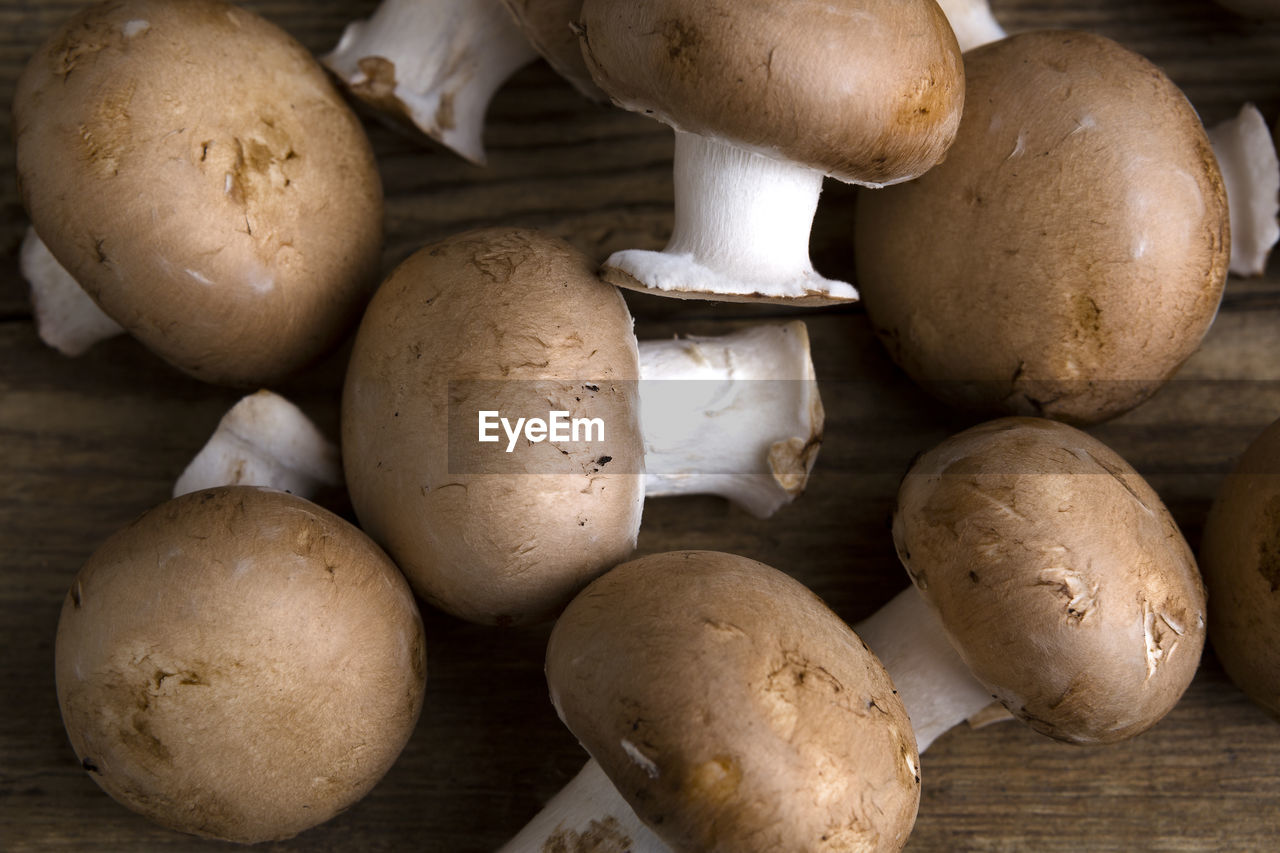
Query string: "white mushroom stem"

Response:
xmin=604 ymin=131 xmax=859 ymax=301
xmin=1206 ymin=103 xmax=1280 ymax=277
xmin=322 ymin=0 xmax=536 ymax=164
xmin=638 ymin=321 xmax=823 ymax=518
xmin=173 ymin=390 xmax=343 ymax=500
xmin=935 ymin=0 xmax=1007 ymax=52
xmin=20 ymin=227 xmax=124 ymax=357
xmin=504 ymin=585 xmax=999 ymax=852
xmin=853 ymin=585 xmax=998 ymax=753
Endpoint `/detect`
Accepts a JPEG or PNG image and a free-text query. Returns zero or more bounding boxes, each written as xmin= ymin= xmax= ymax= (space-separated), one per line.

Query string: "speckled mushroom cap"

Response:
xmin=54 ymin=486 xmax=426 ymax=844
xmin=547 ymin=550 xmax=920 ymax=853
xmin=893 ymin=418 xmax=1205 ymax=744
xmin=14 ymin=0 xmax=383 ymax=386
xmin=1200 ymin=417 xmax=1280 ymax=719
xmin=342 ymin=228 xmax=645 ymax=625
xmin=577 ymin=0 xmax=964 ymax=186
xmin=856 ymin=31 xmax=1229 ymax=425
xmin=500 ymin=0 xmax=605 ymax=100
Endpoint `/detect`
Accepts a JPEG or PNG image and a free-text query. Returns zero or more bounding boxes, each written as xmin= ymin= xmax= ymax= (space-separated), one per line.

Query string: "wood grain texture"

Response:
xmin=1 ymin=1 xmax=1279 ymax=851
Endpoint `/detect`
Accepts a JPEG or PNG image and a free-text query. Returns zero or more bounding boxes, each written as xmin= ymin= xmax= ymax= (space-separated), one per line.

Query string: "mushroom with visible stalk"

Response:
xmin=322 ymin=0 xmax=537 ymax=165
xmin=503 ymin=550 xmax=920 ymax=853
xmin=856 ymin=31 xmax=1229 ymax=425
xmin=56 ymin=486 xmax=426 ymax=843
xmin=342 ymin=228 xmax=823 ymax=624
xmin=499 ymin=0 xmax=605 ymax=101
xmin=935 ymin=0 xmax=1007 ymax=52
xmin=576 ymin=0 xmax=965 ymax=304
xmin=20 ymin=225 xmax=123 ymax=357
xmin=506 ymin=418 xmax=1207 ymax=849
xmin=15 ymin=0 xmax=383 ymax=386
xmin=1199 ymin=415 xmax=1280 ymax=719
xmin=173 ymin=390 xmax=343 ymax=502
xmin=1206 ymin=103 xmax=1280 ymax=277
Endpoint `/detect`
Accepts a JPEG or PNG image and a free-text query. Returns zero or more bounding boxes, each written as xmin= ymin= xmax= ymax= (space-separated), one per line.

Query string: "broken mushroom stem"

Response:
xmin=20 ymin=227 xmax=124 ymax=357
xmin=322 ymin=0 xmax=536 ymax=165
xmin=173 ymin=390 xmax=343 ymax=501
xmin=936 ymin=0 xmax=1007 ymax=52
xmin=637 ymin=320 xmax=823 ymax=518
xmin=605 ymin=131 xmax=859 ymax=301
xmin=1205 ymin=103 xmax=1280 ymax=277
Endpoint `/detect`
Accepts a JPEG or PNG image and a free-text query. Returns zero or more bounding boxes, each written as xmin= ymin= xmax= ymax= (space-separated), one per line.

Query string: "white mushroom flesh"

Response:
xmin=1206 ymin=103 xmax=1280 ymax=277
xmin=21 ymin=227 xmax=124 ymax=357
xmin=936 ymin=0 xmax=1007 ymax=52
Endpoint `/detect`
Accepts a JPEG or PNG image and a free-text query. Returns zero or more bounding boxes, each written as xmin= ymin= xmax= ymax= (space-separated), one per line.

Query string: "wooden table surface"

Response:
xmin=2 ymin=1 xmax=1279 ymax=850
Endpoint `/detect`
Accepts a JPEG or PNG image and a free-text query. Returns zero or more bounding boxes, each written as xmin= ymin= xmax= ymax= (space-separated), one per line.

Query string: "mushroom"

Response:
xmin=576 ymin=0 xmax=965 ymax=303
xmin=173 ymin=390 xmax=343 ymax=502
xmin=1199 ymin=416 xmax=1280 ymax=719
xmin=499 ymin=0 xmax=605 ymax=101
xmin=322 ymin=0 xmax=537 ymax=164
xmin=503 ymin=550 xmax=920 ymax=852
xmin=1206 ymin=103 xmax=1280 ymax=277
xmin=342 ymin=228 xmax=822 ymax=624
xmin=935 ymin=0 xmax=1007 ymax=52
xmin=855 ymin=31 xmax=1230 ymax=425
xmin=14 ymin=0 xmax=383 ymax=386
xmin=55 ymin=486 xmax=426 ymax=843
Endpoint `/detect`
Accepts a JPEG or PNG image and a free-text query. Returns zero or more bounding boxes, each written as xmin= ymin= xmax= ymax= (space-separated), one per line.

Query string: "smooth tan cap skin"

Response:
xmin=547 ymin=551 xmax=920 ymax=853
xmin=856 ymin=31 xmax=1229 ymax=425
xmin=893 ymin=418 xmax=1206 ymax=744
xmin=578 ymin=0 xmax=964 ymax=186
xmin=1200 ymin=417 xmax=1280 ymax=719
xmin=14 ymin=0 xmax=383 ymax=386
xmin=54 ymin=486 xmax=427 ymax=844
xmin=342 ymin=228 xmax=645 ymax=626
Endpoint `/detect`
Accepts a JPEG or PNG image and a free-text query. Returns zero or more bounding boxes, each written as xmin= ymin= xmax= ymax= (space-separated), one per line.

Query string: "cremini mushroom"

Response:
xmin=577 ymin=0 xmax=964 ymax=303
xmin=855 ymin=31 xmax=1229 ymax=425
xmin=1206 ymin=103 xmax=1280 ymax=276
xmin=502 ymin=550 xmax=919 ymax=853
xmin=1199 ymin=416 xmax=1280 ymax=719
xmin=342 ymin=228 xmax=822 ymax=624
xmin=499 ymin=0 xmax=604 ymax=100
xmin=322 ymin=0 xmax=536 ymax=164
xmin=14 ymin=0 xmax=383 ymax=386
xmin=173 ymin=390 xmax=343 ymax=501
xmin=55 ymin=486 xmax=426 ymax=843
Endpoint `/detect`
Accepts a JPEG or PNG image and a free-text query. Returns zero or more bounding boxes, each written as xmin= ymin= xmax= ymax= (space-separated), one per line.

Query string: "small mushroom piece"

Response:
xmin=505 ymin=550 xmax=920 ymax=852
xmin=577 ymin=0 xmax=964 ymax=303
xmin=14 ymin=0 xmax=383 ymax=386
xmin=342 ymin=228 xmax=822 ymax=624
xmin=855 ymin=31 xmax=1230 ymax=425
xmin=1199 ymin=416 xmax=1280 ymax=718
xmin=1206 ymin=103 xmax=1280 ymax=277
xmin=173 ymin=390 xmax=343 ymax=501
xmin=20 ymin=225 xmax=123 ymax=357
xmin=55 ymin=486 xmax=427 ymax=843
xmin=935 ymin=0 xmax=1007 ymax=52
xmin=889 ymin=417 xmax=1206 ymax=744
xmin=498 ymin=0 xmax=605 ymax=100
xmin=322 ymin=0 xmax=537 ymax=164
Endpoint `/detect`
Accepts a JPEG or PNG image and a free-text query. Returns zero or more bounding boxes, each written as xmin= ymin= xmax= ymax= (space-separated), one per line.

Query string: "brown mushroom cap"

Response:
xmin=856 ymin=31 xmax=1229 ymax=425
xmin=14 ymin=0 xmax=383 ymax=385
xmin=54 ymin=486 xmax=426 ymax=843
xmin=500 ymin=0 xmax=605 ymax=100
xmin=342 ymin=228 xmax=645 ymax=625
xmin=892 ymin=418 xmax=1205 ymax=744
xmin=1200 ymin=417 xmax=1280 ymax=719
xmin=547 ymin=550 xmax=920 ymax=852
xmin=578 ymin=0 xmax=964 ymax=186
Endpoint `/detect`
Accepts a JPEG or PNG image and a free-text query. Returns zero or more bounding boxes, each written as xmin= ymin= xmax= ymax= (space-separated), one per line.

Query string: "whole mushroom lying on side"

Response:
xmin=502 ymin=550 xmax=920 ymax=853
xmin=1199 ymin=416 xmax=1280 ymax=719
xmin=856 ymin=31 xmax=1230 ymax=425
xmin=576 ymin=0 xmax=965 ymax=303
xmin=55 ymin=487 xmax=426 ymax=843
xmin=14 ymin=0 xmax=383 ymax=386
xmin=342 ymin=228 xmax=823 ymax=624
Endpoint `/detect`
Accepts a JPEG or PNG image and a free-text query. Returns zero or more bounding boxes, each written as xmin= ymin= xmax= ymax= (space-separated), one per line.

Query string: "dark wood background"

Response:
xmin=2 ymin=1 xmax=1279 ymax=850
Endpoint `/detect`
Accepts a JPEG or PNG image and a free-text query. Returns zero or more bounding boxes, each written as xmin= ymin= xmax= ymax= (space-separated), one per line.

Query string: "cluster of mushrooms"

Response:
xmin=14 ymin=0 xmax=1280 ymax=849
